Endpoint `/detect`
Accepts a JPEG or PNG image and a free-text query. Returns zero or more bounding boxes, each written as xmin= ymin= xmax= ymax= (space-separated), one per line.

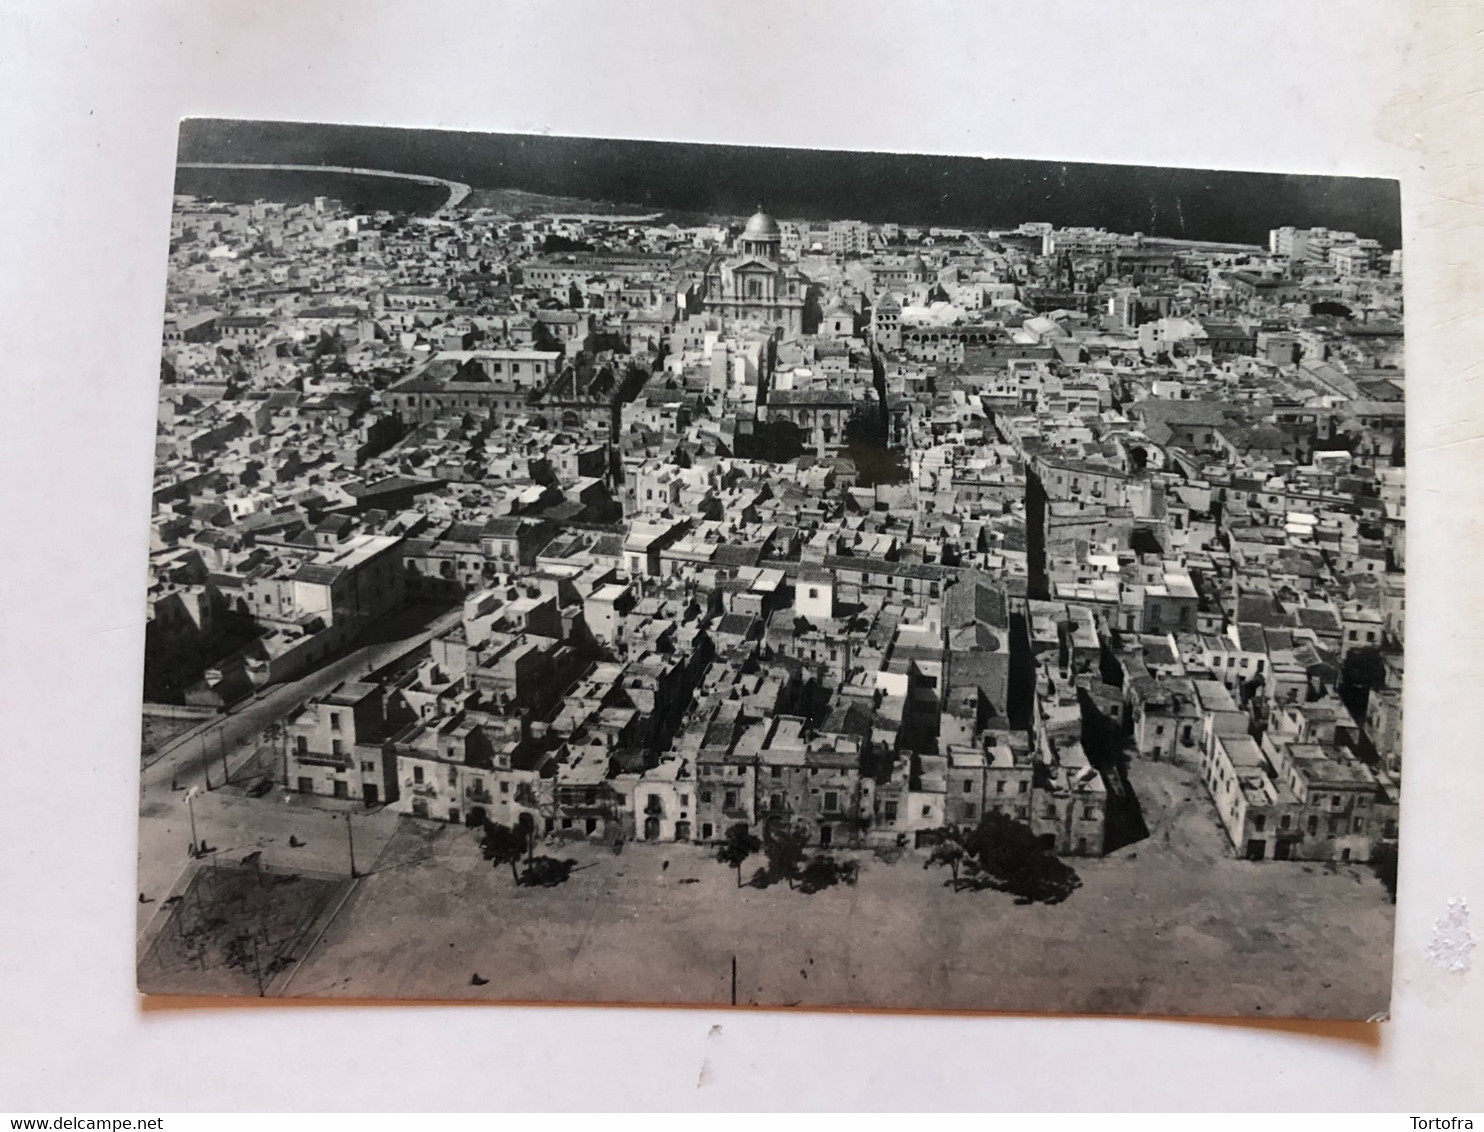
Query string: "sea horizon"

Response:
xmin=176 ymin=118 xmax=1403 ymax=249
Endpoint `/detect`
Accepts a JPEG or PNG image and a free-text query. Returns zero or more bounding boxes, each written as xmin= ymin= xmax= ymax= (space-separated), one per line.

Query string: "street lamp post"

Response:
xmin=185 ymin=786 xmax=200 ymax=858
xmin=346 ymin=811 xmax=358 ymax=879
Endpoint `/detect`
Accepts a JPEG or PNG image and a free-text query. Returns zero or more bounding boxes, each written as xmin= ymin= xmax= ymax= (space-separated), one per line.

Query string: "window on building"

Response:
xmin=921 ymin=805 xmax=931 ymax=818
xmin=1307 ymin=815 xmax=1318 ymax=835
xmin=824 ymin=792 xmax=839 ymax=812
xmin=296 ymin=735 xmax=308 ymax=755
xmin=1018 ymin=781 xmax=1028 ymax=794
xmin=700 ymin=790 xmax=712 ymax=804
xmin=329 ymin=712 xmax=341 ymax=731
xmin=1280 ymin=814 xmax=1292 ymax=830
xmin=1254 ymin=815 xmax=1266 ymax=832
xmin=448 ymin=766 xmax=457 ymax=785
xmin=808 ymin=587 xmax=819 ymax=599
xmin=883 ymin=801 xmax=898 ymax=822
xmin=1083 ymin=805 xmax=1097 ymax=820
xmin=771 ymin=766 xmax=783 ymax=779
xmin=331 ymin=739 xmax=343 ymax=757
xmin=413 ymin=766 xmax=424 ymax=784
xmin=724 ymin=790 xmax=738 ymax=810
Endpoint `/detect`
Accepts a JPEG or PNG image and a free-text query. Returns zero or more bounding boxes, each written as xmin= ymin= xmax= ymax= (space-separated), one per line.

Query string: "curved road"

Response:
xmin=177 ymin=161 xmax=472 ymax=214
xmin=142 ymin=603 xmax=464 ymax=796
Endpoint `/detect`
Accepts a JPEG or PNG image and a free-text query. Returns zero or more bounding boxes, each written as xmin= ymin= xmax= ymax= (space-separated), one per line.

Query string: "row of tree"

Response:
xmin=713 ymin=823 xmax=859 ymax=895
xmin=479 ymin=820 xmax=574 ymax=887
xmin=477 ymin=812 xmax=1082 ymax=905
xmin=926 ymin=813 xmax=1082 ymax=904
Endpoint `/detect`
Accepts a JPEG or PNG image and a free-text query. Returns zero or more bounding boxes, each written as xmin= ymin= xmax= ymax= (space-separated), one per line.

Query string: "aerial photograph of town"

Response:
xmin=136 ymin=119 xmax=1405 ymax=1019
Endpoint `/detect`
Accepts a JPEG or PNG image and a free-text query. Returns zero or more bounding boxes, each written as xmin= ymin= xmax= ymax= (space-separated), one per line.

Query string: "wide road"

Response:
xmin=176 ymin=161 xmax=472 ymax=214
xmin=141 ymin=603 xmax=463 ymax=796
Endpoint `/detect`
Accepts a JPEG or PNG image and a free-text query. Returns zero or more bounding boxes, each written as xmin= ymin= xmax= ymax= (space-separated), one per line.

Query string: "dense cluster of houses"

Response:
xmin=149 ymin=194 xmax=1403 ymax=864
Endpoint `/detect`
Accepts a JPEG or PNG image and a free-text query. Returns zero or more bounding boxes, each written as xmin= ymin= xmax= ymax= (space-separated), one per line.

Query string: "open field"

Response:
xmin=136 ymin=785 xmax=404 ymax=938
xmin=138 ymin=863 xmax=348 ymax=997
xmin=273 ymin=751 xmax=1394 ymax=1018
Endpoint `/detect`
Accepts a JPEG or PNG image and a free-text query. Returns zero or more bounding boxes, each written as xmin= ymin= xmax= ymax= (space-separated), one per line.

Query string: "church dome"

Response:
xmin=742 ymin=208 xmax=780 ymax=240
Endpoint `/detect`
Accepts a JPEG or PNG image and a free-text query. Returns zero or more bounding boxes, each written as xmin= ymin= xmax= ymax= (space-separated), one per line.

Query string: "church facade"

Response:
xmin=702 ymin=208 xmax=809 ymax=339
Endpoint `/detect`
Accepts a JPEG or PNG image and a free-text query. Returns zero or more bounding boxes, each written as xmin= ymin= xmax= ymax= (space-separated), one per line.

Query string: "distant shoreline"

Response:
xmin=177 ymin=120 xmax=1404 ymax=248
xmin=175 ymin=162 xmax=469 ymax=214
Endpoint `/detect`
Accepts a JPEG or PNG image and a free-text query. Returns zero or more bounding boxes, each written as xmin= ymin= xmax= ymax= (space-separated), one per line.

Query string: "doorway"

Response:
xmin=363 ymin=783 xmax=379 ymax=806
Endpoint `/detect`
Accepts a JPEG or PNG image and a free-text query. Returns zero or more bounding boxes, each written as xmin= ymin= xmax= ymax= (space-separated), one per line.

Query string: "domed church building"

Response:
xmin=702 ymin=207 xmax=809 ymax=339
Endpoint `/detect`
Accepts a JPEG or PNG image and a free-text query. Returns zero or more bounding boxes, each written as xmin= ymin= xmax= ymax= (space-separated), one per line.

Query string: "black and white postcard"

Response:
xmin=137 ymin=119 xmax=1404 ymax=1019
